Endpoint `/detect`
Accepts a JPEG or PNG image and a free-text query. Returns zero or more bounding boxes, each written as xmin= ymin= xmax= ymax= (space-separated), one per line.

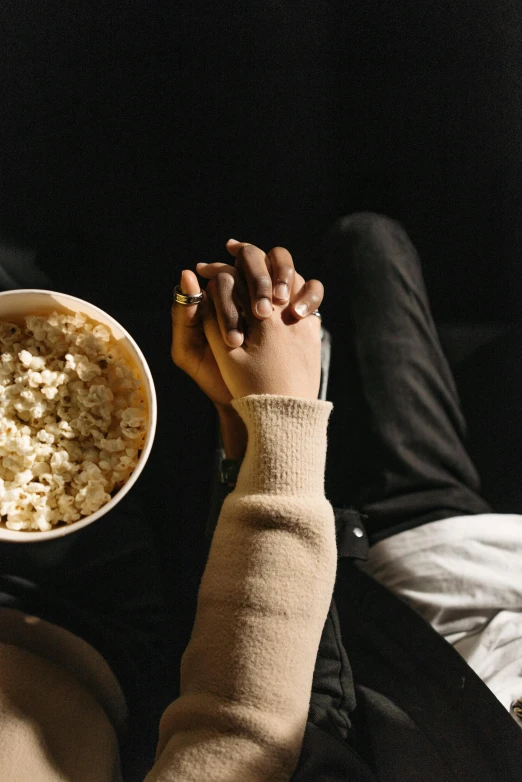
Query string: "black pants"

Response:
xmin=301 ymin=211 xmax=493 ymax=761
xmin=312 ymin=211 xmax=493 ymax=545
xmin=0 ymin=212 xmax=493 ymax=777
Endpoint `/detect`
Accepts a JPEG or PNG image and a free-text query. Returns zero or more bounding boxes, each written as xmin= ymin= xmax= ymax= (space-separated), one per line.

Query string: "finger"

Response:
xmin=289 ymin=270 xmax=306 ymax=300
xmin=225 ymin=240 xmax=273 ymax=320
xmin=170 ymin=269 xmax=209 ymax=367
xmin=266 ymin=246 xmax=295 ymax=303
xmin=196 ymin=263 xmax=251 ymax=325
xmin=207 ymin=272 xmax=245 ymax=348
xmin=198 ymin=259 xmax=274 ymax=292
xmin=203 ymin=258 xmax=321 ymax=320
xmin=171 ymin=269 xmax=202 ymax=323
xmin=225 ymin=238 xmax=249 ymax=257
xmin=227 ymin=240 xmax=273 ymax=279
xmin=198 ymin=262 xmax=270 ymax=318
xmin=196 ymin=261 xmax=236 ymax=278
xmin=290 ymin=278 xmax=325 ymax=319
xmin=227 ymin=241 xmax=273 ymax=279
xmin=200 ymin=259 xmax=321 ymax=322
xmin=232 ymin=273 xmax=252 ymax=323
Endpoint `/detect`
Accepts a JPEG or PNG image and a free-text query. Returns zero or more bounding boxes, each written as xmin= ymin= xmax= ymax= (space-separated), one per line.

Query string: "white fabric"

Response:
xmin=356 ymin=513 xmax=522 ymax=727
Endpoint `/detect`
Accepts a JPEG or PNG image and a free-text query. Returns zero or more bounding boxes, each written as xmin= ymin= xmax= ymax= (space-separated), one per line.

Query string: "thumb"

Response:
xmin=171 ymin=269 xmax=209 ymax=363
xmin=172 ymin=269 xmax=202 ymax=321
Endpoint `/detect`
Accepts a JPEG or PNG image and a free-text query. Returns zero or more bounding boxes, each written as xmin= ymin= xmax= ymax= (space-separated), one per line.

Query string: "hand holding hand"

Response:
xmin=171 ymin=239 xmax=324 ymax=405
xmin=199 ymin=242 xmax=324 ymax=400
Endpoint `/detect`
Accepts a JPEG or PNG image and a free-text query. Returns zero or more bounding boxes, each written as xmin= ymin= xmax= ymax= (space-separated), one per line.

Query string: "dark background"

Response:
xmin=1 ymin=1 xmax=520 ymax=320
xmin=1 ymin=2 xmax=521 ymax=668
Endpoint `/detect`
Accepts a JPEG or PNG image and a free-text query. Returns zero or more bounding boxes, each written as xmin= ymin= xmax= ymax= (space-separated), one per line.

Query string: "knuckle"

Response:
xmin=267 ymin=248 xmax=295 ymax=282
xmin=275 ymin=264 xmax=295 ymax=284
xmin=215 ymin=269 xmax=234 ymax=286
xmin=269 ymin=246 xmax=293 ymax=261
xmin=214 ymin=271 xmax=234 ymax=297
xmin=235 ymin=245 xmax=256 ymax=270
xmin=240 ymin=244 xmax=257 ymax=260
xmin=255 ymin=274 xmax=272 ymax=296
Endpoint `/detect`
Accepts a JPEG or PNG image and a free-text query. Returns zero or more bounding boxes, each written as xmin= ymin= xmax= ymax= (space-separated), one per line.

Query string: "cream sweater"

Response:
xmin=0 ymin=394 xmax=336 ymax=781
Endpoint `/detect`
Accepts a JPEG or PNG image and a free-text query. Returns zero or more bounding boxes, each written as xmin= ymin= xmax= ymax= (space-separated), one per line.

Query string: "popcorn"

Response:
xmin=15 ymin=469 xmax=33 ymax=486
xmin=0 ymin=323 xmax=21 ymax=343
xmin=119 ymin=408 xmax=147 ymax=439
xmin=92 ymin=325 xmax=110 ymax=342
xmin=100 ymin=437 xmax=126 ymax=452
xmin=50 ymin=449 xmax=73 ymax=473
xmin=0 ymin=311 xmax=148 ymax=531
xmin=18 ymin=350 xmax=34 ymax=369
xmin=41 ymin=387 xmax=59 ymax=400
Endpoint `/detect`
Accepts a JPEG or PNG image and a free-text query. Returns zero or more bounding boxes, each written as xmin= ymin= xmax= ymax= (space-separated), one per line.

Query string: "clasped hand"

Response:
xmin=171 ymin=239 xmax=325 ymax=409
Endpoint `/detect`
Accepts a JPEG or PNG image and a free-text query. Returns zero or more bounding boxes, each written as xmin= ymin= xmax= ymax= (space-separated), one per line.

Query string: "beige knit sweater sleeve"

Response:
xmin=145 ymin=394 xmax=337 ymax=782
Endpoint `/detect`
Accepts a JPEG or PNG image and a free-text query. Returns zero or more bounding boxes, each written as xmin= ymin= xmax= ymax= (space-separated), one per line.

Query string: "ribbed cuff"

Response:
xmin=230 ymin=394 xmax=333 ymax=496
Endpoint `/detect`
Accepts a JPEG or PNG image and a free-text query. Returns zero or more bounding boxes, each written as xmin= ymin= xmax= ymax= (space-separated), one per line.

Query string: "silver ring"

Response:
xmin=311 ymin=310 xmax=322 ymax=318
xmin=173 ymin=284 xmax=204 ymax=305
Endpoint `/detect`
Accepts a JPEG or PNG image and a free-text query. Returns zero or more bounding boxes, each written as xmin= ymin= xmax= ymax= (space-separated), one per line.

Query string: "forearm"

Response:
xmin=148 ymin=396 xmax=337 ymax=781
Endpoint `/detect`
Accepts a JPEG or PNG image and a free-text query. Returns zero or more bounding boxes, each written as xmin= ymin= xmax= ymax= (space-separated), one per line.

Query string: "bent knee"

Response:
xmin=336 ymin=211 xmax=404 ymax=236
xmin=0 ymin=642 xmax=121 ymax=781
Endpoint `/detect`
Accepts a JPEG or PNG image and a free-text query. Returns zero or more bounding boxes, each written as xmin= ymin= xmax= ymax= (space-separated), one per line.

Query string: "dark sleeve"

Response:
xmin=203 ymin=432 xmax=242 ymax=547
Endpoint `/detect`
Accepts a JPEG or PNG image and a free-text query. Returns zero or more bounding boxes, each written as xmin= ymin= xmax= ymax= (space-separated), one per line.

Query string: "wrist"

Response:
xmin=214 ymin=401 xmax=235 ymax=416
xmin=216 ymin=404 xmax=247 ymax=461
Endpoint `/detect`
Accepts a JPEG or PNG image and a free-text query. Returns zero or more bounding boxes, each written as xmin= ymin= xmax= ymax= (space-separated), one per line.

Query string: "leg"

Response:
xmin=0 ymin=497 xmax=173 ymax=782
xmin=304 ymin=212 xmax=493 ymax=546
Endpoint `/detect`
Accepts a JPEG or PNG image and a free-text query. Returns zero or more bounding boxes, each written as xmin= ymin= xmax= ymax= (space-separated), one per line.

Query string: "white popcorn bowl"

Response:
xmin=0 ymin=289 xmax=157 ymax=542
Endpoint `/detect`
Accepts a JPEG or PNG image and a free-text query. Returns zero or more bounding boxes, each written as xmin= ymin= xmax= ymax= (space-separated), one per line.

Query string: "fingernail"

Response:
xmin=256 ymin=298 xmax=273 ymax=317
xmin=274 ymin=283 xmax=289 ymax=300
xmin=227 ymin=329 xmax=243 ymax=347
xmin=295 ymin=303 xmax=308 ymax=317
xmin=227 ymin=238 xmax=240 ymax=244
